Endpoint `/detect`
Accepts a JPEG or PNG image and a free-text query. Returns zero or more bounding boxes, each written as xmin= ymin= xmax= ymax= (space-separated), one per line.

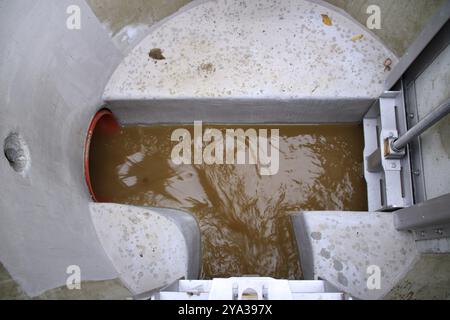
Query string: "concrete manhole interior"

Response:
xmin=1 ymin=0 xmax=450 ymax=301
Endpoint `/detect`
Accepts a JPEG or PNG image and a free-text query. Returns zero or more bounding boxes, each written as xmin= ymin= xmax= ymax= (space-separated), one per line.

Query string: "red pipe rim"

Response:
xmin=84 ymin=108 xmax=119 ymax=202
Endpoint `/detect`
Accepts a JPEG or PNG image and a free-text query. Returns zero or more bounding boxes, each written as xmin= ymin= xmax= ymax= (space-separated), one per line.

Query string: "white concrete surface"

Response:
xmin=104 ymin=0 xmax=397 ymax=101
xmin=90 ymin=203 xmax=200 ymax=295
xmin=0 ymin=0 xmax=123 ymax=296
xmin=414 ymin=44 xmax=450 ymax=201
xmin=291 ymin=211 xmax=419 ymax=300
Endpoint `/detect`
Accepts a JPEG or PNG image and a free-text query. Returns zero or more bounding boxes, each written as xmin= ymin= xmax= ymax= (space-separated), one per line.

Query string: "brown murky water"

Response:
xmin=89 ymin=124 xmax=367 ymax=279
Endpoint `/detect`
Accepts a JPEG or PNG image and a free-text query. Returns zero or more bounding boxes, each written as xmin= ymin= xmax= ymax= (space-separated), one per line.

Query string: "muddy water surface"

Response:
xmin=89 ymin=124 xmax=367 ymax=279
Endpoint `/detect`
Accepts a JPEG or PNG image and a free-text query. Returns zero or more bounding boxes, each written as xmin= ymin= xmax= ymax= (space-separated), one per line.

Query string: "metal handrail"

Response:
xmin=392 ymin=98 xmax=450 ymax=151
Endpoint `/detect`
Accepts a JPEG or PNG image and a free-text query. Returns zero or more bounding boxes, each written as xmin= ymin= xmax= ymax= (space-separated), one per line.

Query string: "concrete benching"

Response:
xmin=291 ymin=211 xmax=418 ymax=300
xmin=90 ymin=204 xmax=200 ymax=295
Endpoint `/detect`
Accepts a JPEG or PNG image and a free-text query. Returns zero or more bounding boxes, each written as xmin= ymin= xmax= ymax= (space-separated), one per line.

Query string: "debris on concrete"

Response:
xmin=321 ymin=14 xmax=332 ymax=26
xmin=351 ymin=34 xmax=364 ymax=42
xmin=149 ymin=48 xmax=165 ymax=60
xmin=384 ymin=58 xmax=393 ymax=71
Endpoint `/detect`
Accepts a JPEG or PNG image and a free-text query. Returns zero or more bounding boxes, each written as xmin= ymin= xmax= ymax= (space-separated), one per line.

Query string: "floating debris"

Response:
xmin=321 ymin=14 xmax=332 ymax=26
xmin=149 ymin=48 xmax=165 ymax=60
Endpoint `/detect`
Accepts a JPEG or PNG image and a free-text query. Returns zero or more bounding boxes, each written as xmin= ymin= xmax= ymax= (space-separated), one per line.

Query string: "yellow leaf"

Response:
xmin=351 ymin=34 xmax=364 ymax=42
xmin=321 ymin=14 xmax=332 ymax=26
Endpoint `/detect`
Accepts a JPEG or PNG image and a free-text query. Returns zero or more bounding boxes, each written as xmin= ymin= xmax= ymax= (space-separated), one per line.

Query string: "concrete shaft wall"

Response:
xmin=86 ymin=0 xmax=446 ymax=56
xmin=0 ymin=0 xmax=123 ymax=296
xmin=86 ymin=0 xmax=191 ymax=53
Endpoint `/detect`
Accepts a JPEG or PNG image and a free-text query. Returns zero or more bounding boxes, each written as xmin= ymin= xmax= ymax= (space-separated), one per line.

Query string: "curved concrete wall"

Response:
xmin=0 ymin=0 xmax=123 ymax=296
xmin=86 ymin=0 xmax=191 ymax=53
xmin=87 ymin=0 xmax=446 ymax=56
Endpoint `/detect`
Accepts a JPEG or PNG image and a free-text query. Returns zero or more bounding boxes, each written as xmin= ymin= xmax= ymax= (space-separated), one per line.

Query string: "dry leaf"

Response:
xmin=351 ymin=34 xmax=364 ymax=42
xmin=384 ymin=58 xmax=393 ymax=71
xmin=321 ymin=14 xmax=332 ymax=26
xmin=384 ymin=58 xmax=392 ymax=67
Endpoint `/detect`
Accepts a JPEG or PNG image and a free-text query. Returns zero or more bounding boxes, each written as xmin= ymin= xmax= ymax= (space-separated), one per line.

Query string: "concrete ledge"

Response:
xmin=108 ymin=98 xmax=374 ymax=124
xmin=90 ymin=203 xmax=201 ymax=295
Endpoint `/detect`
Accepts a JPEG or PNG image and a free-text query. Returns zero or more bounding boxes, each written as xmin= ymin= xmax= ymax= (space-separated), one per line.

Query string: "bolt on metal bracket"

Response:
xmin=384 ymin=137 xmax=406 ymax=159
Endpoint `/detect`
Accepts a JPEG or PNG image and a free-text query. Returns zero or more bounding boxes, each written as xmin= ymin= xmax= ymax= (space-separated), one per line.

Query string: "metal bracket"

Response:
xmin=414 ymin=225 xmax=450 ymax=241
xmin=363 ymin=90 xmax=413 ymax=211
xmin=394 ymin=193 xmax=450 ymax=240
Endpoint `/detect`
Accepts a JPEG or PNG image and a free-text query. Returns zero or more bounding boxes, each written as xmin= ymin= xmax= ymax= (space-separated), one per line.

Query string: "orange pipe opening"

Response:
xmin=84 ymin=108 xmax=119 ymax=202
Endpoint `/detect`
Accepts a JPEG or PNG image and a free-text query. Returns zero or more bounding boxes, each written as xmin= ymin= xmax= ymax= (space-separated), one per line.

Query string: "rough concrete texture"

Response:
xmin=1 ymin=261 xmax=131 ymax=299
xmin=414 ymin=44 xmax=450 ymax=201
xmin=0 ymin=0 xmax=123 ymax=296
xmin=291 ymin=211 xmax=419 ymax=300
xmin=87 ymin=0 xmax=445 ymax=57
xmin=326 ymin=0 xmax=446 ymax=57
xmin=86 ymin=0 xmax=190 ymax=53
xmin=104 ymin=0 xmax=397 ymax=101
xmin=384 ymin=254 xmax=450 ymax=300
xmin=90 ymin=203 xmax=201 ymax=295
